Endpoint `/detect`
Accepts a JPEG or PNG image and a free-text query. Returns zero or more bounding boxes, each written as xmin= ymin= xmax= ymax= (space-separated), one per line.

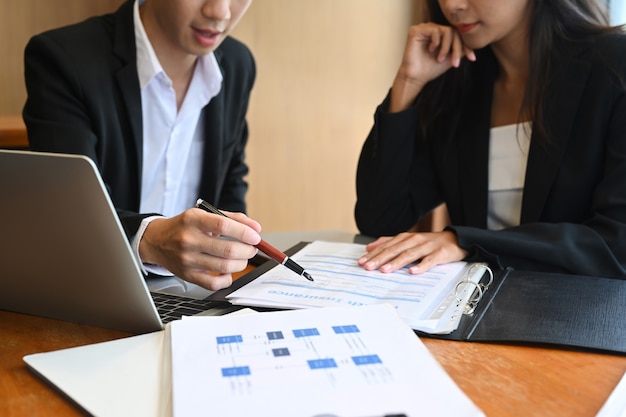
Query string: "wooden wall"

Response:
xmin=1 ymin=0 xmax=416 ymax=233
xmin=0 ymin=0 xmax=125 ymax=114
xmin=234 ymin=1 xmax=414 ymax=232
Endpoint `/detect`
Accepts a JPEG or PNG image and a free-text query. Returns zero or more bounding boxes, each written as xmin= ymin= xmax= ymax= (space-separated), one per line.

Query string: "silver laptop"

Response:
xmin=0 ymin=149 xmax=222 ymax=334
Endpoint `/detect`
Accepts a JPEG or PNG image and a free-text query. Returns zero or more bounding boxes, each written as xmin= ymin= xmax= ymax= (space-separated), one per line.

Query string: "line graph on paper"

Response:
xmin=213 ymin=323 xmax=394 ymax=395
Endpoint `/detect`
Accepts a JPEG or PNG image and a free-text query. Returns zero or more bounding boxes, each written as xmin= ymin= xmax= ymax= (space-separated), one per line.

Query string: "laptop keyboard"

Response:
xmin=150 ymin=292 xmax=218 ymax=323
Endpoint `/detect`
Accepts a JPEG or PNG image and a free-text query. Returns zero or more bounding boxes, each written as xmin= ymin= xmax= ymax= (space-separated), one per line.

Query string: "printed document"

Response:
xmin=596 ymin=370 xmax=626 ymax=417
xmin=170 ymin=304 xmax=484 ymax=417
xmin=226 ymin=241 xmax=487 ymax=333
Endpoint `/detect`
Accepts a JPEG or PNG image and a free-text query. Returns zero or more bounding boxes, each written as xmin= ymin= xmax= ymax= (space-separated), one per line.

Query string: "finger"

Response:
xmin=370 ymin=232 xmax=416 ymax=255
xmin=408 ymin=255 xmax=440 ymax=274
xmin=450 ymin=32 xmax=464 ymax=68
xmin=223 ymin=210 xmax=262 ymax=234
xmin=359 ymin=235 xmax=404 ymax=266
xmin=363 ymin=236 xmax=393 ymax=253
xmin=197 ymin=210 xmax=261 ymax=246
xmin=184 ymin=271 xmax=234 ymax=291
xmin=378 ymin=244 xmax=429 ymax=273
xmin=426 ymin=26 xmax=443 ymax=53
xmin=465 ymin=46 xmax=477 ymax=62
xmin=361 ymin=234 xmax=424 ymax=271
xmin=196 ymin=238 xmax=258 ymax=266
xmin=407 ymin=247 xmax=459 ymax=274
xmin=436 ymin=27 xmax=455 ymax=63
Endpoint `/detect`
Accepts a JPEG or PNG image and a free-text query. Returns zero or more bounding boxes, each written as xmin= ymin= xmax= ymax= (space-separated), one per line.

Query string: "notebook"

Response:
xmin=0 ymin=149 xmax=228 ymax=334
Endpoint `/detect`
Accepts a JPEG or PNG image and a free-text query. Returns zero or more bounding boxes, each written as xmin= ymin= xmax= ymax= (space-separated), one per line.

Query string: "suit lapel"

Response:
xmin=458 ymin=54 xmax=497 ymax=228
xmin=521 ymin=44 xmax=591 ymax=223
xmin=112 ymin=1 xmax=143 ymax=189
xmin=199 ymin=48 xmax=225 ymax=203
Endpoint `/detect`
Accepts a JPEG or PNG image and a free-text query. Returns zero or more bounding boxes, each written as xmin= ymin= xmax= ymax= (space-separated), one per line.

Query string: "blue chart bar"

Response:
xmin=267 ymin=331 xmax=284 ymax=340
xmin=332 ymin=325 xmax=360 ymax=334
xmin=272 ymin=348 xmax=290 ymax=357
xmin=217 ymin=335 xmax=243 ymax=344
xmin=293 ymin=328 xmax=320 ymax=338
xmin=221 ymin=366 xmax=251 ymax=377
xmin=351 ymin=355 xmax=382 ymax=366
xmin=307 ymin=358 xmax=338 ymax=370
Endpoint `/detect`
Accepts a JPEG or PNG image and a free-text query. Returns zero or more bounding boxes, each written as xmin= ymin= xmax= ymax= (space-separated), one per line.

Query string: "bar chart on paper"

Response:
xmin=215 ymin=323 xmax=393 ymax=394
xmin=170 ymin=305 xmax=485 ymax=417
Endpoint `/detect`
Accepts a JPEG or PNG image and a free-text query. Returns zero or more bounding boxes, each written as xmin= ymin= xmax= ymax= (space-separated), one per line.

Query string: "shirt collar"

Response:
xmin=134 ymin=0 xmax=161 ymax=89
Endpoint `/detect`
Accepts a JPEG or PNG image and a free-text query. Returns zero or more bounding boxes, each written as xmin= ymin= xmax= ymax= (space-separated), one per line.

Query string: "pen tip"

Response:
xmin=303 ymin=271 xmax=314 ymax=281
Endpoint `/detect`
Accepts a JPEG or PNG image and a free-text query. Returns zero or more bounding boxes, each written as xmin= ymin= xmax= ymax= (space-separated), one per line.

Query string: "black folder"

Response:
xmin=426 ymin=268 xmax=626 ymax=355
xmin=210 ymin=242 xmax=626 ymax=355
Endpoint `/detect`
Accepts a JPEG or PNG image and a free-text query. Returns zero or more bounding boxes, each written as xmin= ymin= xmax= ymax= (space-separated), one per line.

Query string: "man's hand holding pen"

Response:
xmin=138 ymin=205 xmax=263 ymax=291
xmin=195 ymin=199 xmax=313 ymax=282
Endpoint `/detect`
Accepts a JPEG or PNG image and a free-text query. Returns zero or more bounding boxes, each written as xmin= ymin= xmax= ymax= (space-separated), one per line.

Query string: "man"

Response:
xmin=23 ymin=0 xmax=260 ymax=290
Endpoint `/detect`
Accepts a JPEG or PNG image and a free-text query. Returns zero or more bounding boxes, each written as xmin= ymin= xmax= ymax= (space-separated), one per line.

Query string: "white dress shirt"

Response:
xmin=487 ymin=122 xmax=531 ymax=230
xmin=131 ymin=0 xmax=223 ymax=274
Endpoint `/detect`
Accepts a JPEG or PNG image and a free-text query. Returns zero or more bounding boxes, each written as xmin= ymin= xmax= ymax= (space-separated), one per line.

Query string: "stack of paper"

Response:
xmin=25 ymin=305 xmax=483 ymax=417
xmin=169 ymin=304 xmax=483 ymax=417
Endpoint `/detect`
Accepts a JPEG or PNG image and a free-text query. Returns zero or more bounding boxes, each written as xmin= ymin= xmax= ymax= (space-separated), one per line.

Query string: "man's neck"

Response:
xmin=139 ymin=4 xmax=197 ymax=110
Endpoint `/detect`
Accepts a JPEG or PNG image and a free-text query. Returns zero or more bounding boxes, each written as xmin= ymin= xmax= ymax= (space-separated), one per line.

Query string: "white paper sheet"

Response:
xmin=596 ymin=371 xmax=626 ymax=417
xmin=227 ymin=241 xmax=487 ymax=333
xmin=22 ymin=308 xmax=259 ymax=417
xmin=24 ymin=331 xmax=167 ymax=417
xmin=170 ymin=304 xmax=484 ymax=417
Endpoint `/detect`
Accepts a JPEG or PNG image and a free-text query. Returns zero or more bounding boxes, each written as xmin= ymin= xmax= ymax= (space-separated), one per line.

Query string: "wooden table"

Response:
xmin=2 ymin=283 xmax=626 ymax=417
xmin=0 ymin=115 xmax=28 ymax=149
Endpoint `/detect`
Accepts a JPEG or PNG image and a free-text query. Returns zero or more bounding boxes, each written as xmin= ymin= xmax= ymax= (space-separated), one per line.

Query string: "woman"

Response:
xmin=355 ymin=0 xmax=626 ymax=278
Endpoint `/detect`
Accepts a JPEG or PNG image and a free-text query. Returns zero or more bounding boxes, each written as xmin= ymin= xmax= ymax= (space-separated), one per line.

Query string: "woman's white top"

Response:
xmin=487 ymin=122 xmax=531 ymax=230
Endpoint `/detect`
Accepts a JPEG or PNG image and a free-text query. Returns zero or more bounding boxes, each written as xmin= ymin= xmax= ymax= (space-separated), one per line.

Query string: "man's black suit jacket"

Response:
xmin=23 ymin=0 xmax=255 ymax=239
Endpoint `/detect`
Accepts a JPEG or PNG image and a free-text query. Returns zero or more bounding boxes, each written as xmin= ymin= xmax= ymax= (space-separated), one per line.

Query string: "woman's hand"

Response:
xmin=390 ymin=23 xmax=476 ymax=112
xmin=358 ymin=231 xmax=469 ymax=274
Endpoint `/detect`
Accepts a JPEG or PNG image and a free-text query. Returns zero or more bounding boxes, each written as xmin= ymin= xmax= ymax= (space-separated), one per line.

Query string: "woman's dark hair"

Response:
xmin=419 ymin=0 xmax=622 ymax=144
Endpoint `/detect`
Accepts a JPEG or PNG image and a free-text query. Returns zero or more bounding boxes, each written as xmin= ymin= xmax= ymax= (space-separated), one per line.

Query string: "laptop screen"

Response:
xmin=0 ymin=150 xmax=162 ymax=334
